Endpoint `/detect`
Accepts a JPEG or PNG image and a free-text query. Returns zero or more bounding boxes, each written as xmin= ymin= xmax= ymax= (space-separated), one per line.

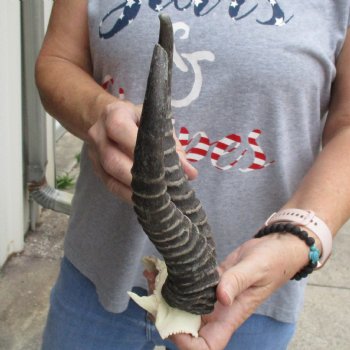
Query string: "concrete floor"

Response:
xmin=0 ymin=209 xmax=66 ymax=350
xmin=290 ymin=220 xmax=350 ymax=349
xmin=1 ymin=132 xmax=350 ymax=349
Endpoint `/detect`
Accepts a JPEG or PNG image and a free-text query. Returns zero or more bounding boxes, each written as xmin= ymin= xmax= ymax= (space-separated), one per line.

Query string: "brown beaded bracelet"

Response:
xmin=254 ymin=222 xmax=320 ymax=280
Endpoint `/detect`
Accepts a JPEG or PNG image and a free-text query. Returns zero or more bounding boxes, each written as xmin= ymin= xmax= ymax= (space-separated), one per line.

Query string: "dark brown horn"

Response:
xmin=131 ymin=14 xmax=219 ymax=315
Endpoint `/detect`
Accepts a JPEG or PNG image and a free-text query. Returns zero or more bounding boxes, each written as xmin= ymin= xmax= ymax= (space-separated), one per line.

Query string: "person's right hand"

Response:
xmin=87 ymin=100 xmax=198 ymax=203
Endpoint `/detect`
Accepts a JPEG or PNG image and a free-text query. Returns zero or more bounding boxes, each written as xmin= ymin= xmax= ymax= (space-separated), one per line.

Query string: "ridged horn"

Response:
xmin=131 ymin=14 xmax=219 ymax=315
xmin=158 ymin=14 xmax=216 ymax=252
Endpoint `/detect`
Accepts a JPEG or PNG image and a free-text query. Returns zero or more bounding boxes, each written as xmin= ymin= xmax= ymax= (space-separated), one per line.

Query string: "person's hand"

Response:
xmin=87 ymin=100 xmax=197 ymax=203
xmin=170 ymin=233 xmax=310 ymax=350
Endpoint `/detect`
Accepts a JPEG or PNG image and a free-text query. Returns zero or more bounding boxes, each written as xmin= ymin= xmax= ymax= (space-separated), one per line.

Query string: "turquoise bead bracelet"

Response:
xmin=255 ymin=222 xmax=320 ymax=280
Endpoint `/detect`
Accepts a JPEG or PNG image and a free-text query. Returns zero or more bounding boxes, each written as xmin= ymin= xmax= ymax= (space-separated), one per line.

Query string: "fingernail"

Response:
xmin=223 ymin=288 xmax=233 ymax=306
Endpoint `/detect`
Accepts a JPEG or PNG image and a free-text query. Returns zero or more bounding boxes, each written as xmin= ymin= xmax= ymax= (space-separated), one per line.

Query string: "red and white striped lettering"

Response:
xmin=211 ymin=134 xmax=247 ymax=170
xmin=239 ymin=129 xmax=274 ymax=172
xmin=186 ymin=131 xmax=210 ymax=163
xmin=177 ymin=126 xmax=274 ymax=173
xmin=179 ymin=127 xmax=190 ymax=148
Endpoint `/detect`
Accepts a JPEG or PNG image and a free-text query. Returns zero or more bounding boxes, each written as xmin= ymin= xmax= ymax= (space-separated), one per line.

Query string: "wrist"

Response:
xmin=265 ymin=209 xmax=332 ymax=268
xmin=264 ymin=232 xmax=311 ymax=271
xmin=255 ymin=222 xmax=321 ymax=280
xmin=92 ymin=91 xmax=119 ymax=120
xmin=302 ymin=227 xmax=322 ymax=254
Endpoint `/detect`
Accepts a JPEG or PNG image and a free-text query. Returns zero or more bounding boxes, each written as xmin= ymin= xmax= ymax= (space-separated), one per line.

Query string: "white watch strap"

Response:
xmin=266 ymin=209 xmax=332 ymax=267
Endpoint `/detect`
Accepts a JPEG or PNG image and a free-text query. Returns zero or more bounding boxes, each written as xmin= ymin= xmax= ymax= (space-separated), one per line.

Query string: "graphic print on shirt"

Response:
xmin=99 ymin=0 xmax=294 ymax=39
xmin=101 ymin=71 xmax=274 ymax=173
xmin=170 ymin=22 xmax=272 ymax=172
xmin=100 ymin=1 xmax=277 ymax=173
xmin=178 ymin=127 xmax=274 ymax=172
xmin=101 ymin=75 xmax=125 ymax=99
xmin=172 ymin=22 xmax=215 ymax=108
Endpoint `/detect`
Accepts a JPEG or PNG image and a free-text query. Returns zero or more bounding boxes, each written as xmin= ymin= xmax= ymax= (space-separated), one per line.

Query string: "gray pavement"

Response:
xmin=290 ymin=220 xmax=350 ymax=349
xmin=0 ymin=132 xmax=349 ymax=349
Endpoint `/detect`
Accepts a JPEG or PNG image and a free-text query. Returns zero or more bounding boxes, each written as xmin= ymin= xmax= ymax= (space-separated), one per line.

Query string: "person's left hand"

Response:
xmin=170 ymin=233 xmax=310 ymax=350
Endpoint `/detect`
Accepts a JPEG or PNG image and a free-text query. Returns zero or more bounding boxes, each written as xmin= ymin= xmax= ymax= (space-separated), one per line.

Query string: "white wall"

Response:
xmin=0 ymin=0 xmax=54 ymax=267
xmin=0 ymin=1 xmax=24 ymax=266
xmin=44 ymin=0 xmax=55 ymax=188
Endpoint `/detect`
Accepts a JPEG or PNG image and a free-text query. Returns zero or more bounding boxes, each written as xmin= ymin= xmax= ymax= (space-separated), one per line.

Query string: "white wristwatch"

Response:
xmin=265 ymin=209 xmax=332 ymax=268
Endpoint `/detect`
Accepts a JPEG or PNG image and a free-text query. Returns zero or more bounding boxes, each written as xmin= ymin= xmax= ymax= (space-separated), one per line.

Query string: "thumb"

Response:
xmin=179 ymin=153 xmax=198 ymax=180
xmin=174 ymin=131 xmax=198 ymax=180
xmin=217 ymin=259 xmax=259 ymax=307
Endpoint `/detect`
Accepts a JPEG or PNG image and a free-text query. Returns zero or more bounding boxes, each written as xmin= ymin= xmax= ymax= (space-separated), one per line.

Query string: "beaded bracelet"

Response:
xmin=254 ymin=222 xmax=320 ymax=280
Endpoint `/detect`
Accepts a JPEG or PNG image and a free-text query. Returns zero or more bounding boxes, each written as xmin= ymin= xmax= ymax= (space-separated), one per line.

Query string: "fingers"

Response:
xmin=174 ymin=131 xmax=198 ymax=180
xmin=103 ymin=101 xmax=140 ymax=158
xmin=134 ymin=104 xmax=143 ymax=120
xmin=87 ymin=99 xmax=198 ymax=203
xmin=170 ymin=333 xmax=209 ymax=350
xmin=217 ymin=237 xmax=293 ymax=307
xmin=217 ymin=256 xmax=262 ymax=307
xmin=88 ymin=143 xmax=132 ymax=202
xmin=88 ymin=125 xmax=133 ymax=186
xmin=87 ymin=100 xmax=139 ymax=202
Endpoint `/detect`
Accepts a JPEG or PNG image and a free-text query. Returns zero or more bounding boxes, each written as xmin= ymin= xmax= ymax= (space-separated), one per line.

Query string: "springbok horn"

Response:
xmin=157 ymin=14 xmax=216 ymax=253
xmin=131 ymin=14 xmax=219 ymax=315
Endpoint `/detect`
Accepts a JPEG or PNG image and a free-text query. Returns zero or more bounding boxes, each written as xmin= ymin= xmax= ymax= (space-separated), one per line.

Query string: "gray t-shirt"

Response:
xmin=65 ymin=0 xmax=350 ymax=323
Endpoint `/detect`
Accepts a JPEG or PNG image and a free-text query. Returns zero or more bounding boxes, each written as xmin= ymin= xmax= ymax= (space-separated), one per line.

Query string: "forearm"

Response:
xmin=35 ymin=56 xmax=117 ymax=141
xmin=216 ymin=124 xmax=350 ymax=329
xmin=283 ymin=125 xmax=350 ymax=236
xmin=35 ymin=0 xmax=118 ymax=141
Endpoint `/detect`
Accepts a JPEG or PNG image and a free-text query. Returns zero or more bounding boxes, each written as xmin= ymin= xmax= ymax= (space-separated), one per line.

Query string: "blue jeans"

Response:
xmin=42 ymin=258 xmax=295 ymax=350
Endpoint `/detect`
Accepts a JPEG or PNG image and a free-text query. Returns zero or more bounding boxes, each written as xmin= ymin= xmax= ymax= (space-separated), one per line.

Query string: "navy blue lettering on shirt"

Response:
xmin=99 ymin=0 xmax=294 ymax=39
